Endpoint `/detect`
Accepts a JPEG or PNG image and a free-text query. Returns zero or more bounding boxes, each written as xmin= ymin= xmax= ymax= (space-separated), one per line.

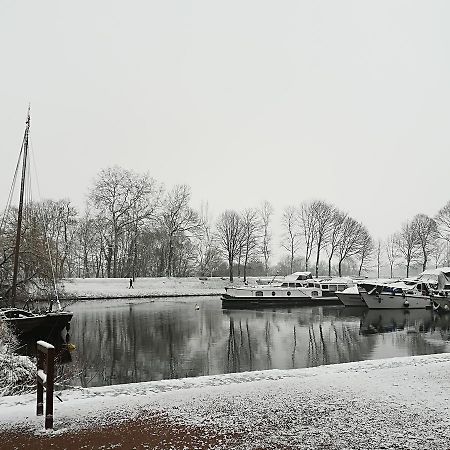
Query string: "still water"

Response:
xmin=57 ymin=297 xmax=450 ymax=388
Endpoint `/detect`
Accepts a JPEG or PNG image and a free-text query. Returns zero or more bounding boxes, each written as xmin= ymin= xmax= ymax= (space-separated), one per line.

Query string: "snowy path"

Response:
xmin=1 ymin=354 xmax=450 ymax=449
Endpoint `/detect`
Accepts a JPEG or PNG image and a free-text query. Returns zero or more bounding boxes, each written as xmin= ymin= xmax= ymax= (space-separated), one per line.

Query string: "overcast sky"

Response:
xmin=1 ymin=1 xmax=450 ymax=250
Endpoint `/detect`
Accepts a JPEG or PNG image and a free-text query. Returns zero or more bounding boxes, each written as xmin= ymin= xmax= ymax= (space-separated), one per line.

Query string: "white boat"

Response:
xmin=315 ymin=277 xmax=355 ymax=297
xmin=358 ymin=281 xmax=432 ymax=309
xmin=336 ymin=285 xmax=365 ymax=307
xmin=221 ymin=272 xmax=341 ymax=308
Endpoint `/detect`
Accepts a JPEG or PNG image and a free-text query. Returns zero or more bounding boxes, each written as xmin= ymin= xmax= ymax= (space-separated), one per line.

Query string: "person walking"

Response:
xmin=129 ymin=278 xmax=134 ymax=289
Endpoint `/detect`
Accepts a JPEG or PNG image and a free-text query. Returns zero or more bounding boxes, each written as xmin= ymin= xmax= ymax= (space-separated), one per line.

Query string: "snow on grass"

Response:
xmin=0 ymin=322 xmax=35 ymax=396
xmin=60 ymin=276 xmax=247 ymax=299
xmin=1 ymin=353 xmax=449 ymax=448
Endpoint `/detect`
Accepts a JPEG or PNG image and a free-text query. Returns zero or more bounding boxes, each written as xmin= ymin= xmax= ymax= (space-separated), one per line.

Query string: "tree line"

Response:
xmin=1 ymin=165 xmax=450 ymax=299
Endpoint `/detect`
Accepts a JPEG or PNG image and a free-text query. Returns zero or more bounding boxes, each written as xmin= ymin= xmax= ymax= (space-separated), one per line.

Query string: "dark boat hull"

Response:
xmin=4 ymin=312 xmax=73 ymax=337
xmin=221 ymin=294 xmax=341 ymax=309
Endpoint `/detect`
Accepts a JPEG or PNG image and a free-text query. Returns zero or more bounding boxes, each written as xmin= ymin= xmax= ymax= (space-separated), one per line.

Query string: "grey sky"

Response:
xmin=1 ymin=1 xmax=450 ymax=248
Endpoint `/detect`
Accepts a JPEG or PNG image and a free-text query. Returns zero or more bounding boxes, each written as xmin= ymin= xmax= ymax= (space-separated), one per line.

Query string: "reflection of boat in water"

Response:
xmin=360 ymin=309 xmax=434 ymax=335
xmin=432 ymin=296 xmax=450 ymax=313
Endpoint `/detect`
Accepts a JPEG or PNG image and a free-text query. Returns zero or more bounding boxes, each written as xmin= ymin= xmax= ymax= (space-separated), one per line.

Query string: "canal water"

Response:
xmin=51 ymin=297 xmax=450 ymax=388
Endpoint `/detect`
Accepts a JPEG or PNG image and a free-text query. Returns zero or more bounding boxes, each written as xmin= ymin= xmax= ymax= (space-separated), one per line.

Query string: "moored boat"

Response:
xmin=358 ymin=281 xmax=432 ymax=310
xmin=0 ymin=109 xmax=73 ymax=337
xmin=336 ymin=285 xmax=365 ymax=307
xmin=0 ymin=308 xmax=72 ymax=336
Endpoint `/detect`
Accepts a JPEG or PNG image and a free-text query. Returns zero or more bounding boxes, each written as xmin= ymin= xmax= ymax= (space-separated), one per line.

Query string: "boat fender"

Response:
xmin=403 ymin=300 xmax=409 ymax=308
xmin=445 ymin=304 xmax=449 ymax=311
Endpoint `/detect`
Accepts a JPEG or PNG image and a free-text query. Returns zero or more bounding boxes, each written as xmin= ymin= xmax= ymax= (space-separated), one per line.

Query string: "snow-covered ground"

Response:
xmin=1 ymin=354 xmax=449 ymax=449
xmin=60 ymin=276 xmax=247 ymax=299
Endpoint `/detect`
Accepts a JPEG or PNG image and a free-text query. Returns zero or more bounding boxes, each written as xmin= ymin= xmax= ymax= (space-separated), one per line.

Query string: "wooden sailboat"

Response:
xmin=0 ymin=109 xmax=72 ymax=337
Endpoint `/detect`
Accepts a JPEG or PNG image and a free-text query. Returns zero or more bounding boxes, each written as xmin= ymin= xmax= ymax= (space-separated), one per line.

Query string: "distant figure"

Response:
xmin=195 ymin=304 xmax=200 ymax=310
xmin=129 ymin=278 xmax=134 ymax=289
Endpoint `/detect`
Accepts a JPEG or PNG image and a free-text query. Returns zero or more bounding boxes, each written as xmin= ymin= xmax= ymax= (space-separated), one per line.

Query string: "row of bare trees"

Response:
xmin=384 ymin=209 xmax=450 ymax=278
xmin=3 ymin=165 xmax=450 ymax=296
xmin=279 ymin=201 xmax=373 ymax=277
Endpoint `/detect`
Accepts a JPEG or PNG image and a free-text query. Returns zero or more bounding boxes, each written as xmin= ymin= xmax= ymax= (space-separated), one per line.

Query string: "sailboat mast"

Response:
xmin=10 ymin=109 xmax=31 ymax=308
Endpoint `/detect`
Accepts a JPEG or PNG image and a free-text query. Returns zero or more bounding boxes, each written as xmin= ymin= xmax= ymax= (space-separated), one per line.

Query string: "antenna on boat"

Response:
xmin=10 ymin=107 xmax=31 ymax=308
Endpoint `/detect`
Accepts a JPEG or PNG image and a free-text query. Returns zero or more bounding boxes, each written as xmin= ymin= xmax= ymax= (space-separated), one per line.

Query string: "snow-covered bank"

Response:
xmin=1 ymin=354 xmax=449 ymax=449
xmin=60 ymin=277 xmax=242 ymax=300
xmin=0 ymin=322 xmax=35 ymax=397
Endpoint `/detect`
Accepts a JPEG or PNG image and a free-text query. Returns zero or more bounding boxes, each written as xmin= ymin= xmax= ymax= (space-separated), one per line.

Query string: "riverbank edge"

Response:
xmin=61 ymin=292 xmax=221 ymax=301
xmin=1 ymin=353 xmax=450 ymax=450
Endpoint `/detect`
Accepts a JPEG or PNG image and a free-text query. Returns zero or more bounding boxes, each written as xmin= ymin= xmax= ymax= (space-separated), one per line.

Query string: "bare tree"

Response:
xmin=385 ymin=234 xmax=399 ymax=278
xmin=311 ymin=201 xmax=334 ymax=277
xmin=375 ymin=239 xmax=382 ymax=278
xmin=241 ymin=208 xmax=261 ymax=282
xmin=216 ymin=210 xmax=243 ymax=282
xmin=160 ymin=185 xmax=201 ymax=276
xmin=259 ymin=201 xmax=273 ymax=276
xmin=411 ymin=213 xmax=438 ymax=271
xmin=299 ymin=203 xmax=316 ymax=271
xmin=436 ymin=201 xmax=450 ymax=243
xmin=89 ymin=166 xmax=161 ymax=277
xmin=357 ymin=228 xmax=374 ymax=276
xmin=196 ymin=203 xmax=221 ymax=277
xmin=430 ymin=239 xmax=446 ymax=269
xmin=281 ymin=206 xmax=301 ymax=274
xmin=326 ymin=209 xmax=347 ymax=276
xmin=395 ymin=220 xmax=420 ymax=277
xmin=336 ymin=217 xmax=364 ymax=276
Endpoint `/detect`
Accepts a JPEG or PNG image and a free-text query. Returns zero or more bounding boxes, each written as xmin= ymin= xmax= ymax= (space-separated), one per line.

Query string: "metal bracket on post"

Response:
xmin=36 ymin=340 xmax=55 ymax=430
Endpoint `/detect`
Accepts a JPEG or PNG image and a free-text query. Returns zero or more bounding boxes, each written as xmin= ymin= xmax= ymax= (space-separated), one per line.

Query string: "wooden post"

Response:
xmin=36 ymin=350 xmax=44 ymax=416
xmin=36 ymin=341 xmax=55 ymax=430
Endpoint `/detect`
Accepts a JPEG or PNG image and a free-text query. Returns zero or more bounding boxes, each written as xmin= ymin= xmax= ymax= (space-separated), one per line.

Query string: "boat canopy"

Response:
xmin=284 ymin=272 xmax=313 ymax=281
xmin=418 ymin=267 xmax=450 ymax=290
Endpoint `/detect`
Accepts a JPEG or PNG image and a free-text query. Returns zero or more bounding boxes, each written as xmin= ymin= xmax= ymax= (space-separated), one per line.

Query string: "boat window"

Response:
xmin=287 ymin=291 xmax=291 ymax=296
xmin=307 ymin=282 xmax=314 ymax=288
xmin=329 ymin=285 xmax=337 ymax=292
xmin=321 ymin=284 xmax=329 ymax=290
xmin=271 ymin=291 xmax=276 ymax=296
xmin=295 ymin=283 xmax=302 ymax=287
xmin=255 ymin=291 xmax=263 ymax=297
xmin=315 ymin=283 xmax=320 ymax=288
xmin=281 ymin=283 xmax=288 ymax=287
xmin=289 ymin=283 xmax=295 ymax=287
xmin=337 ymin=285 xmax=346 ymax=291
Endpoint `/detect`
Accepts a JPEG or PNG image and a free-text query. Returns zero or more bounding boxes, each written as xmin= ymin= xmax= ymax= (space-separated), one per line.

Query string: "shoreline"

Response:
xmin=1 ymin=353 xmax=450 ymax=449
xmin=62 ymin=292 xmax=221 ymax=301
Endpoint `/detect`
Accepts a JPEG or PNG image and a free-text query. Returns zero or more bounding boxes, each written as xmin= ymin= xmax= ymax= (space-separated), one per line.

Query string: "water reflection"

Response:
xmin=63 ymin=298 xmax=450 ymax=388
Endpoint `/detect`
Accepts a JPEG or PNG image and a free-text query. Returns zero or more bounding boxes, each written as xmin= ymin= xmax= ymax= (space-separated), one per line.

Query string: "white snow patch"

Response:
xmin=1 ymin=353 xmax=449 ymax=449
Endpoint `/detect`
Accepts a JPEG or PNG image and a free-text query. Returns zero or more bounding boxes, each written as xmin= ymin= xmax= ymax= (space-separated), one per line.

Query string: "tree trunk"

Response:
xmin=338 ymin=260 xmax=343 ymax=277
xmin=228 ymin=258 xmax=234 ymax=282
xmin=328 ymin=256 xmax=332 ymax=276
xmin=315 ymin=240 xmax=322 ymax=278
xmin=243 ymin=254 xmax=249 ymax=282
